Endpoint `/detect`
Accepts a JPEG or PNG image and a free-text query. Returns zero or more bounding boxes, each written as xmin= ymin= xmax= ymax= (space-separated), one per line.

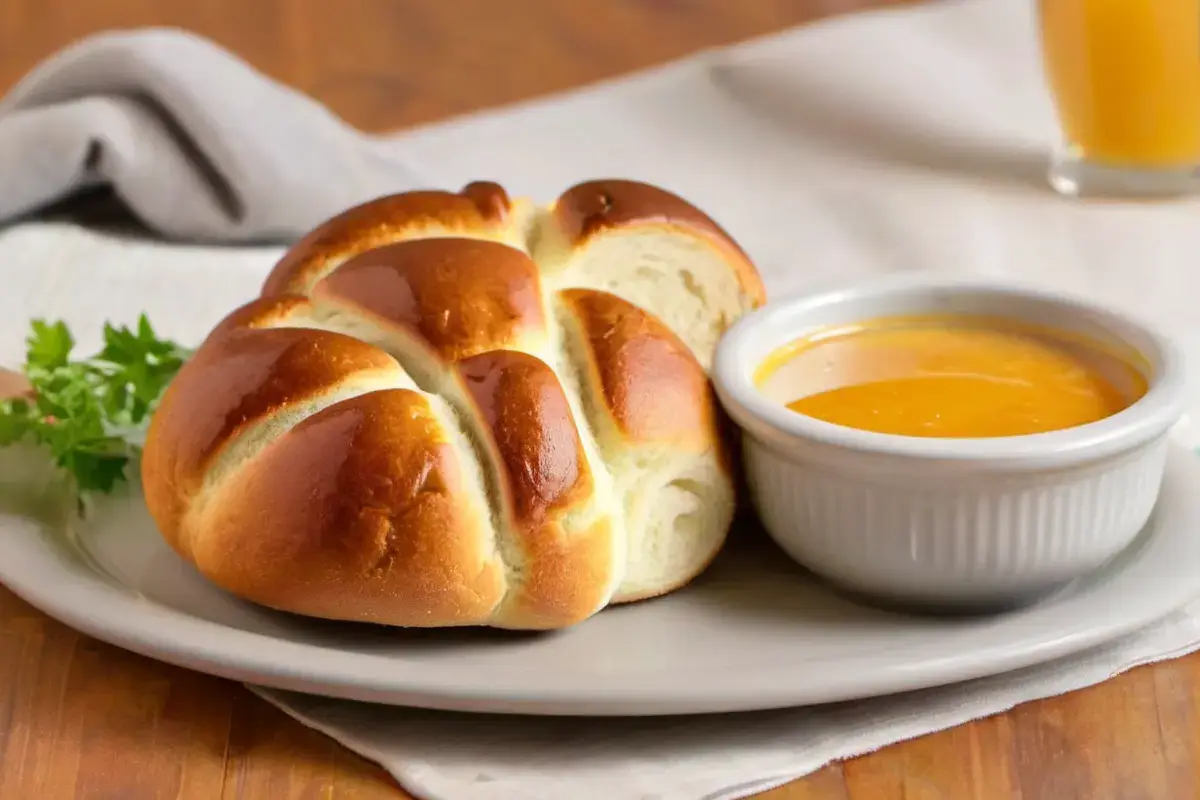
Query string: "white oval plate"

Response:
xmin=1 ymin=439 xmax=1199 ymax=717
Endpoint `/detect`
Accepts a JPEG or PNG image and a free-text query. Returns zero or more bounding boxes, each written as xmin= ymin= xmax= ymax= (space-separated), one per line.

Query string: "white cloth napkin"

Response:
xmin=7 ymin=0 xmax=1200 ymax=798
xmin=247 ymin=605 xmax=1200 ymax=800
xmin=0 ymin=28 xmax=419 ymax=241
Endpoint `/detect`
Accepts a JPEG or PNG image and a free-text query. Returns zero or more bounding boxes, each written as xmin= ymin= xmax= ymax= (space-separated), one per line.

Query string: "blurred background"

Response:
xmin=0 ymin=0 xmax=908 ymax=132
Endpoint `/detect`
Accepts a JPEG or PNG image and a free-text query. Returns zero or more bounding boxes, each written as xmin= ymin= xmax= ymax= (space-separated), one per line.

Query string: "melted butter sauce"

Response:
xmin=756 ymin=317 xmax=1148 ymax=439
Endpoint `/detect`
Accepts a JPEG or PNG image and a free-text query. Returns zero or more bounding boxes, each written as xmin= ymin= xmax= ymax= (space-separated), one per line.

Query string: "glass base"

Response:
xmin=1049 ymin=150 xmax=1200 ymax=199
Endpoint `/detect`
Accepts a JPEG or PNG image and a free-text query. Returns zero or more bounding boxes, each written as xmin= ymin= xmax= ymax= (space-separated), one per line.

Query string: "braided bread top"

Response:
xmin=142 ymin=179 xmax=765 ymax=630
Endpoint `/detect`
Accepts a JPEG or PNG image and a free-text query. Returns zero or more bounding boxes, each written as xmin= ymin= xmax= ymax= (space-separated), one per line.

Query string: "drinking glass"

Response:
xmin=1038 ymin=0 xmax=1200 ymax=197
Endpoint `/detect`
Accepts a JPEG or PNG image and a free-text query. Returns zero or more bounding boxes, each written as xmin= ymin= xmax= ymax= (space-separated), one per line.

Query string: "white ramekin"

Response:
xmin=712 ymin=275 xmax=1188 ymax=609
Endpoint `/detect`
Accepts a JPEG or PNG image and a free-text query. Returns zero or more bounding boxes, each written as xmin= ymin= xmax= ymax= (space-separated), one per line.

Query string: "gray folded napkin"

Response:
xmin=0 ymin=28 xmax=422 ymax=242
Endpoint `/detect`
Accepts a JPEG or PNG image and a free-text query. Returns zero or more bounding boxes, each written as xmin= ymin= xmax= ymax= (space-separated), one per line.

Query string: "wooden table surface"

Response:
xmin=2 ymin=1 xmax=1199 ymax=798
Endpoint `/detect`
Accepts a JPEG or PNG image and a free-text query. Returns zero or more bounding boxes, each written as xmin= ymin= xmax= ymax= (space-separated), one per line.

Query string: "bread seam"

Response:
xmin=526 ymin=230 xmax=628 ymax=610
xmin=181 ymin=369 xmax=411 ymax=559
xmin=304 ymin=261 xmax=627 ymax=621
xmin=282 ymin=201 xmax=541 ymax=298
xmin=527 ymin=214 xmax=755 ymax=370
xmin=152 ymin=181 xmax=756 ymax=629
xmin=280 ymin=299 xmax=526 ymax=611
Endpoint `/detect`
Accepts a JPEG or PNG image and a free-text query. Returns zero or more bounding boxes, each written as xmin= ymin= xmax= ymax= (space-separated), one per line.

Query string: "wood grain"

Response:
xmin=0 ymin=0 xmax=904 ymax=134
xmin=2 ymin=1 xmax=1199 ymax=798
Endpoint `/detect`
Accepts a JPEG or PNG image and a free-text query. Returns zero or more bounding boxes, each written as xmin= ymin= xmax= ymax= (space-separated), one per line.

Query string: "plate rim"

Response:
xmin=2 ymin=441 xmax=1199 ymax=717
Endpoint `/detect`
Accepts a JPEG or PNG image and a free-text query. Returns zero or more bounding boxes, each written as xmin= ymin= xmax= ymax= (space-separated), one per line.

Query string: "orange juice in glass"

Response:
xmin=1038 ymin=0 xmax=1200 ymax=197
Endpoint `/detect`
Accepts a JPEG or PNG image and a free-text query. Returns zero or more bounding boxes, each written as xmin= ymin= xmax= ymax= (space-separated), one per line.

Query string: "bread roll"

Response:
xmin=142 ymin=179 xmax=765 ymax=629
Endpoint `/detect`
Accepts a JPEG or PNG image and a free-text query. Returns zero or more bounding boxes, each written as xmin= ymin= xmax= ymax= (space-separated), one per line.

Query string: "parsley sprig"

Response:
xmin=0 ymin=316 xmax=190 ymax=495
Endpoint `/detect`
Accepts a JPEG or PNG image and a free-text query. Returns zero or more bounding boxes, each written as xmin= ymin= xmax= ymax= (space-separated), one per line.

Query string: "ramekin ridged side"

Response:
xmin=742 ymin=429 xmax=1169 ymax=604
xmin=712 ymin=276 xmax=1187 ymax=608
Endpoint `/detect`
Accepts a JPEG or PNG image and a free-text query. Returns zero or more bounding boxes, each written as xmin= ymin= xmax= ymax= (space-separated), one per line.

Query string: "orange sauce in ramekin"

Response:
xmin=755 ymin=316 xmax=1147 ymax=439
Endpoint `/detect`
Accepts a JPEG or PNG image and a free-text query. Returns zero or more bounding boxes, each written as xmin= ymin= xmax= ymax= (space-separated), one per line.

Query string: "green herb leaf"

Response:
xmin=25 ymin=319 xmax=74 ymax=371
xmin=1 ymin=316 xmax=190 ymax=496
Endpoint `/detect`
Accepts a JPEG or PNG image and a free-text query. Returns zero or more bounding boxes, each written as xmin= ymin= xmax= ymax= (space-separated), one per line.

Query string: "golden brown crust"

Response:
xmin=207 ymin=294 xmax=314 ymax=338
xmin=508 ymin=516 xmax=617 ymax=628
xmin=141 ymin=324 xmax=403 ymax=551
xmin=558 ymin=288 xmax=721 ymax=451
xmin=456 ymin=350 xmax=614 ymax=627
xmin=261 ymin=181 xmax=519 ymax=297
xmin=312 ymin=238 xmax=546 ymax=362
xmin=553 ymin=179 xmax=767 ymax=305
xmin=144 ymin=177 xmax=758 ymax=630
xmin=458 ymin=350 xmax=590 ymax=525
xmin=191 ymin=389 xmax=506 ymax=627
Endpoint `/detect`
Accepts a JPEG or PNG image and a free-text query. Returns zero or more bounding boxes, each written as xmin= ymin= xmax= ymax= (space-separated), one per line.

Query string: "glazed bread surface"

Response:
xmin=142 ymin=179 xmax=766 ymax=630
